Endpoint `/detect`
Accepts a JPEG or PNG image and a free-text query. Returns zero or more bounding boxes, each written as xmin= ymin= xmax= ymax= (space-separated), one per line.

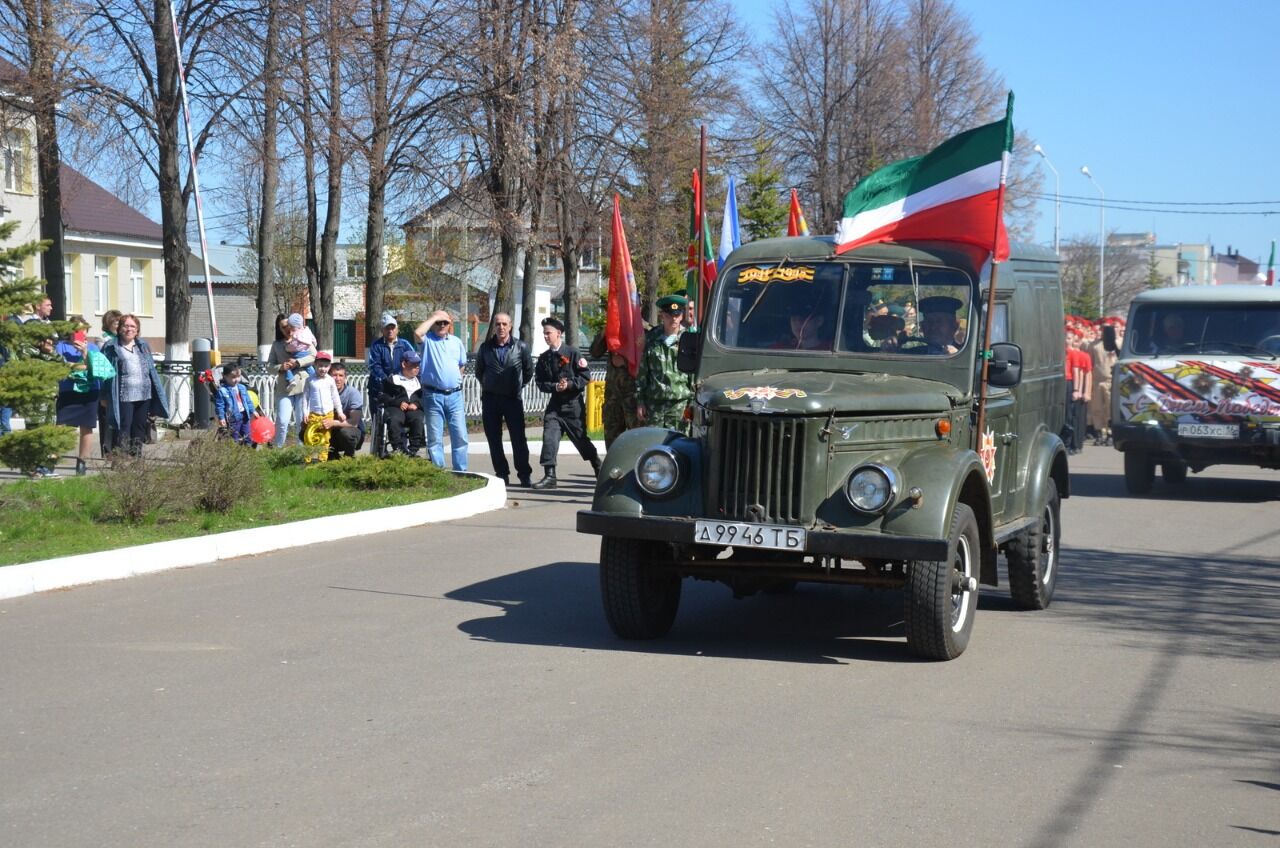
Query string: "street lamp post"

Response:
xmin=1081 ymin=165 xmax=1105 ymax=315
xmin=1033 ymin=144 xmax=1060 ymax=255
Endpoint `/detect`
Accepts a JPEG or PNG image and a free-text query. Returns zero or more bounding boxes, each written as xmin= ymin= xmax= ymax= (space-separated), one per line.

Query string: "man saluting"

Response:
xmin=531 ymin=317 xmax=601 ymax=490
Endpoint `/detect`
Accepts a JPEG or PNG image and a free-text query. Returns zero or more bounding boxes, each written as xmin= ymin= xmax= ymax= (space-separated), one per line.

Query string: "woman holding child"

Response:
xmin=267 ymin=312 xmax=316 ymax=447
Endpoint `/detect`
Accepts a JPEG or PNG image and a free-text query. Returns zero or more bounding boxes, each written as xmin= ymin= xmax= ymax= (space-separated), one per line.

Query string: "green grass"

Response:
xmin=0 ymin=456 xmax=484 ymax=566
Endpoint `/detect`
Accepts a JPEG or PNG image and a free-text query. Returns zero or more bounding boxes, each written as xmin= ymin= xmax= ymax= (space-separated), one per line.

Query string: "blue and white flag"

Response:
xmin=718 ymin=175 xmax=741 ymax=270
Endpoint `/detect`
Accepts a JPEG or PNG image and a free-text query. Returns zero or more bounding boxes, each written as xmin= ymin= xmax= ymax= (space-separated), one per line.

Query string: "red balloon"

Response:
xmin=249 ymin=416 xmax=276 ymax=445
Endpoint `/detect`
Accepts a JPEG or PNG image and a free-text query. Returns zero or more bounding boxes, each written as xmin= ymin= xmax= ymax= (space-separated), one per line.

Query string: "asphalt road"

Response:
xmin=2 ymin=445 xmax=1277 ymax=847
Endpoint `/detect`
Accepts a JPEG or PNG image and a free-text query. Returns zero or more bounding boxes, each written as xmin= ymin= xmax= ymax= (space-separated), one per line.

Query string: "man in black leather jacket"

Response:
xmin=530 ymin=317 xmax=601 ymax=489
xmin=475 ymin=312 xmax=535 ymax=486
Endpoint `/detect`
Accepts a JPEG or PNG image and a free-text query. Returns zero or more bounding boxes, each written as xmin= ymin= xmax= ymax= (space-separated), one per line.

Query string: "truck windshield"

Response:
xmin=1129 ymin=303 xmax=1280 ymax=357
xmin=716 ymin=260 xmax=974 ymax=356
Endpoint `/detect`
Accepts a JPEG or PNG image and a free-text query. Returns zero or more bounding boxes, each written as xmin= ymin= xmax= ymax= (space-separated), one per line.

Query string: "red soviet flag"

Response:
xmin=606 ymin=194 xmax=644 ymax=377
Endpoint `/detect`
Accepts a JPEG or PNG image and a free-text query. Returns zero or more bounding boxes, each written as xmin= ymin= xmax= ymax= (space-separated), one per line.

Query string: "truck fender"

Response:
xmin=883 ymin=446 xmax=997 ymax=585
xmin=593 ymin=426 xmax=704 ymax=517
xmin=1023 ymin=428 xmax=1071 ymax=512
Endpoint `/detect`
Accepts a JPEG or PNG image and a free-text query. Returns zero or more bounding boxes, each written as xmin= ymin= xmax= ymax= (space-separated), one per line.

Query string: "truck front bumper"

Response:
xmin=576 ymin=511 xmax=949 ymax=562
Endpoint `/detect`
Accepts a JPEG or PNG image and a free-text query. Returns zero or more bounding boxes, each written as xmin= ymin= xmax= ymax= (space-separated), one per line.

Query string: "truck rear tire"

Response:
xmin=600 ymin=537 xmax=681 ymax=639
xmin=1124 ymin=451 xmax=1154 ymax=494
xmin=1006 ymin=482 xmax=1060 ymax=610
xmin=904 ymin=503 xmax=980 ymax=660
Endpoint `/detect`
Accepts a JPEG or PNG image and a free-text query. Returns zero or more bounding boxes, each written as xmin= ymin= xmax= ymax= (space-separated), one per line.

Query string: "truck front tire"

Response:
xmin=1124 ymin=451 xmax=1154 ymax=494
xmin=600 ymin=537 xmax=681 ymax=639
xmin=904 ymin=503 xmax=980 ymax=660
xmin=1006 ymin=482 xmax=1060 ymax=610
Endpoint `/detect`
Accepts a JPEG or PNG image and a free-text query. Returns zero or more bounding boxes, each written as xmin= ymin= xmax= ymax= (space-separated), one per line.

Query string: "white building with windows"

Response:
xmin=60 ymin=165 xmax=167 ymax=346
xmin=0 ymin=72 xmax=42 ymax=268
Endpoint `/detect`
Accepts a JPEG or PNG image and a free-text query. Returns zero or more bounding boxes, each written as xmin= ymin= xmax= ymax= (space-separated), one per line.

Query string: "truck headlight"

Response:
xmin=845 ymin=463 xmax=899 ymax=513
xmin=636 ymin=447 xmax=680 ymax=496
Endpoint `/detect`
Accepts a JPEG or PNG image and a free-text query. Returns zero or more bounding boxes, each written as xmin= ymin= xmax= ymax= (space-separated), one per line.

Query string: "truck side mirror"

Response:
xmin=987 ymin=342 xmax=1022 ymax=388
xmin=677 ymin=330 xmax=701 ymax=374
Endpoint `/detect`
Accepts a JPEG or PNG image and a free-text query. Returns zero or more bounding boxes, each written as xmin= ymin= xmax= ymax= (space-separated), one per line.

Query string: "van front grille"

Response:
xmin=711 ymin=413 xmax=808 ymax=524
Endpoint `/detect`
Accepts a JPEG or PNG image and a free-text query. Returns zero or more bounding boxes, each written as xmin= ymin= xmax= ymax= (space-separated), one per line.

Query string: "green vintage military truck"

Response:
xmin=577 ymin=237 xmax=1069 ymax=660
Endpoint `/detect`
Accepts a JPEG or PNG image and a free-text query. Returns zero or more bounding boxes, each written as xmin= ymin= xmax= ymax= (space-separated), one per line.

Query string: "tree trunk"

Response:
xmin=520 ymin=234 xmax=537 ymax=345
xmin=300 ymin=9 xmax=320 ymax=334
xmin=153 ymin=0 xmax=190 ymax=359
xmin=363 ymin=0 xmax=389 ymax=346
xmin=256 ymin=0 xmax=281 ymax=358
xmin=28 ymin=0 xmax=64 ymax=320
xmin=562 ymin=245 xmax=579 ymax=350
xmin=314 ymin=3 xmax=343 ymax=349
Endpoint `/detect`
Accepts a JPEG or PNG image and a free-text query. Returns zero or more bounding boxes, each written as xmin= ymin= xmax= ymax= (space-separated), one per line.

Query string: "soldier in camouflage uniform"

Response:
xmin=589 ymin=330 xmax=639 ymax=449
xmin=637 ymin=295 xmax=694 ymax=432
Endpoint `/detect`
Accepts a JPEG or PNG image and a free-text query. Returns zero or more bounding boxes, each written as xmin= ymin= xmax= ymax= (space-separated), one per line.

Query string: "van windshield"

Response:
xmin=1129 ymin=303 xmax=1280 ymax=357
xmin=716 ymin=260 xmax=974 ymax=356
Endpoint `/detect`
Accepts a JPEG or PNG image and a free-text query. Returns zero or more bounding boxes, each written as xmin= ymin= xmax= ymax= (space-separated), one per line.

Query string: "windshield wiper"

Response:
xmin=741 ymin=255 xmax=793 ymax=325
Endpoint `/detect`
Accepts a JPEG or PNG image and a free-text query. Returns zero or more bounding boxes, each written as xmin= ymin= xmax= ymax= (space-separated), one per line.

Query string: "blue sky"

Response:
xmin=731 ymin=0 xmax=1279 ymax=266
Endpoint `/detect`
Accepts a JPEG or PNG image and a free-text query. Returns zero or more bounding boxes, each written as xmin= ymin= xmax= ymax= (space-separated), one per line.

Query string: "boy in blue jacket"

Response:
xmin=214 ymin=365 xmax=260 ymax=444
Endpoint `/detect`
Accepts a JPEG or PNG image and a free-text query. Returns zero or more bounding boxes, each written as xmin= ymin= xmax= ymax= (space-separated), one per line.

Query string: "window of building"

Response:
xmin=4 ymin=130 xmax=25 ymax=193
xmin=94 ymin=256 xmax=110 ymax=313
xmin=131 ymin=259 xmax=146 ymax=312
xmin=346 ymin=259 xmax=365 ymax=279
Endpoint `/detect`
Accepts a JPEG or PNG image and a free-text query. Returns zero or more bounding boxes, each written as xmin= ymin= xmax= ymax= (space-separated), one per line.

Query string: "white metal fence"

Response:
xmin=157 ymin=359 xmax=607 ymax=426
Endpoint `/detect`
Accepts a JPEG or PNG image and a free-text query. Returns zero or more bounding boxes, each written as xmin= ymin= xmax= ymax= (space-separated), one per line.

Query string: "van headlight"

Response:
xmin=636 ymin=447 xmax=681 ymax=496
xmin=845 ymin=463 xmax=899 ymax=513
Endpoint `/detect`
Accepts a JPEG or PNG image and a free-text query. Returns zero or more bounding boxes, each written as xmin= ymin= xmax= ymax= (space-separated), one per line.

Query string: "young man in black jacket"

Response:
xmin=379 ymin=351 xmax=426 ymax=457
xmin=531 ymin=317 xmax=600 ymax=489
xmin=475 ymin=312 xmax=535 ymax=486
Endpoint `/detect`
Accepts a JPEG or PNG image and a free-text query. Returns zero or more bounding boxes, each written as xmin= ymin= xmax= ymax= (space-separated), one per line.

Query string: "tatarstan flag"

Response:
xmin=835 ymin=93 xmax=1014 ymax=263
xmin=1267 ymin=240 xmax=1275 ymax=286
xmin=686 ymin=168 xmax=717 ymax=323
xmin=606 ymin=194 xmax=644 ymax=376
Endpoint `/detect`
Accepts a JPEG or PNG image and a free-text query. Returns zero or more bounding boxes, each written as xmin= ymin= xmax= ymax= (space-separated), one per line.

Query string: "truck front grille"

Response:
xmin=711 ymin=413 xmax=808 ymax=524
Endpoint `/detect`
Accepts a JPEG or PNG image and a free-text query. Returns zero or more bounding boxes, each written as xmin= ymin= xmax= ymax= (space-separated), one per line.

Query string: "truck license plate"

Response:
xmin=1177 ymin=423 xmax=1239 ymax=439
xmin=694 ymin=520 xmax=806 ymax=551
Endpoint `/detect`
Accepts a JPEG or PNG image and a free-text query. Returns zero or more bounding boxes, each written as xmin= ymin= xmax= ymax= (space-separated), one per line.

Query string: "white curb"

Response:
xmin=468 ymin=439 xmax=607 ymax=458
xmin=0 ymin=473 xmax=507 ymax=601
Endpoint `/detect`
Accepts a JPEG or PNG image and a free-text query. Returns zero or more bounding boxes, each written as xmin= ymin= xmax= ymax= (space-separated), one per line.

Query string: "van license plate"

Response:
xmin=694 ymin=520 xmax=806 ymax=551
xmin=1177 ymin=423 xmax=1239 ymax=439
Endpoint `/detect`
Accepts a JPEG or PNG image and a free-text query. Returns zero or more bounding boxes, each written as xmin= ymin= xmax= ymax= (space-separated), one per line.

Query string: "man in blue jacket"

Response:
xmin=366 ymin=312 xmax=416 ymax=453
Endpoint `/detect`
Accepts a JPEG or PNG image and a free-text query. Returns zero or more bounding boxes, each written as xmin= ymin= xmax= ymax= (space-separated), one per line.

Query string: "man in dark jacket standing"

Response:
xmin=531 ymin=317 xmax=600 ymax=490
xmin=475 ymin=312 xmax=534 ymax=486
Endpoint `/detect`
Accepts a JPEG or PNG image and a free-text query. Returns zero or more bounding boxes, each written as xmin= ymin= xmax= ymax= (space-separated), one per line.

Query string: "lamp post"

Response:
xmin=1033 ymin=144 xmax=1059 ymax=255
xmin=1081 ymin=165 xmax=1105 ymax=315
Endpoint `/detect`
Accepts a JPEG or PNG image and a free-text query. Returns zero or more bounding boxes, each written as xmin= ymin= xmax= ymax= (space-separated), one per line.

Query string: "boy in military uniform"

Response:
xmin=532 ymin=317 xmax=601 ymax=489
xmin=637 ymin=294 xmax=694 ymax=431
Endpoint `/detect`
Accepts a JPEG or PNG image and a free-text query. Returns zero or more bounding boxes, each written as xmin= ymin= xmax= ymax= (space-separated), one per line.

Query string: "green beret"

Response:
xmin=886 ymin=304 xmax=906 ymax=318
xmin=657 ymin=295 xmax=688 ymax=314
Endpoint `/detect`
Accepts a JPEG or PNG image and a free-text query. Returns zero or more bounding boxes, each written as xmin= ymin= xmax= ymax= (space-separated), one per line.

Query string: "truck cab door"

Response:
xmin=981 ymin=388 xmax=1018 ymax=521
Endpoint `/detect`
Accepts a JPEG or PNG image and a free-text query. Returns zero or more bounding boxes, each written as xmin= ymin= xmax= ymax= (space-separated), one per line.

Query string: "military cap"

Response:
xmin=886 ymin=303 xmax=906 ymax=318
xmin=657 ymin=294 xmax=688 ymax=315
xmin=541 ymin=316 xmax=565 ymax=332
xmin=919 ymin=296 xmax=963 ymax=316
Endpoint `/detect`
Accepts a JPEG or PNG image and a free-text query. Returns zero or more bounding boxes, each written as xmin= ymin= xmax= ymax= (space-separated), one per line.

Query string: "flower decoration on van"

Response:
xmin=722 ymin=386 xmax=809 ymax=401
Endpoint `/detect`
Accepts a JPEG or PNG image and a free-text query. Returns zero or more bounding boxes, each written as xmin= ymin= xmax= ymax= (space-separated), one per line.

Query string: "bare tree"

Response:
xmin=614 ymin=0 xmax=745 ymax=321
xmin=87 ymin=0 xmax=249 ymax=358
xmin=1060 ymin=232 xmax=1147 ymax=318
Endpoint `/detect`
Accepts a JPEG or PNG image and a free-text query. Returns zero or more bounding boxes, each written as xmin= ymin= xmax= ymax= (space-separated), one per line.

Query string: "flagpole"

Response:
xmin=975 ymin=93 xmax=1014 ymax=447
xmin=696 ymin=126 xmax=706 ymax=327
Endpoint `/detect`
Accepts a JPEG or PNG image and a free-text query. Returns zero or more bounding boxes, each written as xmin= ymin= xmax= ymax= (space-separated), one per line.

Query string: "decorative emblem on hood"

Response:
xmin=723 ymin=386 xmax=809 ymax=401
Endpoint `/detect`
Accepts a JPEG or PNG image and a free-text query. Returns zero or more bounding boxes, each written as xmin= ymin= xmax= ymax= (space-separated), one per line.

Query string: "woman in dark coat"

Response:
xmin=101 ymin=313 xmax=170 ymax=456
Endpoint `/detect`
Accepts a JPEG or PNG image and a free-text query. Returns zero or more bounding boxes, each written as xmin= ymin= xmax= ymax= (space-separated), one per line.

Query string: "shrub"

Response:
xmin=98 ymin=453 xmax=183 ymax=523
xmin=179 ymin=434 xmax=264 ymax=513
xmin=316 ymin=454 xmax=450 ymax=490
xmin=0 ymin=425 xmax=78 ymax=476
xmin=261 ymin=444 xmax=310 ymax=470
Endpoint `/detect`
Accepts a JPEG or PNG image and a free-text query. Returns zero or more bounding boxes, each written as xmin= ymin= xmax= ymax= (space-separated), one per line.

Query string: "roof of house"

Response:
xmin=60 ymin=164 xmax=163 ymax=242
xmin=0 ymin=56 xmax=27 ymax=88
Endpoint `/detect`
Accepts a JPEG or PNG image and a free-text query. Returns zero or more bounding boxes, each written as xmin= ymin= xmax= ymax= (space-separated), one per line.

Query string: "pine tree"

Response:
xmin=0 ymin=222 xmax=77 ymax=475
xmin=739 ymin=137 xmax=787 ymax=242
